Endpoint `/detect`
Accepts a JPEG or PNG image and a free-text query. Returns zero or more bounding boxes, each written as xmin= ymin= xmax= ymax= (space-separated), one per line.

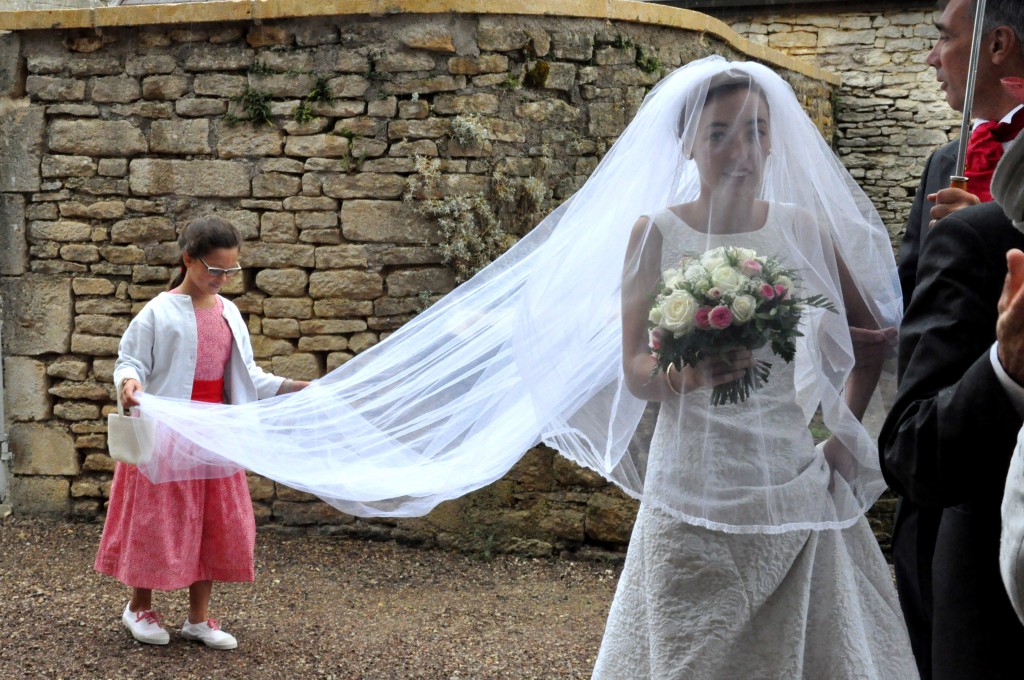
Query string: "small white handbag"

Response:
xmin=107 ymin=385 xmax=157 ymax=465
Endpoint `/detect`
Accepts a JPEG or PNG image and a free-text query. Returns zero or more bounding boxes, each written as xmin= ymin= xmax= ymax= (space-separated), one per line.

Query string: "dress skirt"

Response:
xmin=95 ymin=377 xmax=256 ymax=590
xmin=592 ymin=503 xmax=919 ymax=679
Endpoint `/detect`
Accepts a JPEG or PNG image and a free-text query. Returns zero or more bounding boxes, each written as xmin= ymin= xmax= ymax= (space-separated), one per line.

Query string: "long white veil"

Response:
xmin=131 ymin=56 xmax=901 ymax=532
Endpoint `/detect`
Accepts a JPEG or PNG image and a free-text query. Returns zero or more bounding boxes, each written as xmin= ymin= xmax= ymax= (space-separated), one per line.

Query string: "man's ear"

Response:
xmin=990 ymin=25 xmax=1021 ymax=66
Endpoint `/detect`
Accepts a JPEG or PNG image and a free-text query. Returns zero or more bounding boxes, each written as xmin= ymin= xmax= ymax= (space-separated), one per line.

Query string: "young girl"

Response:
xmin=95 ymin=215 xmax=309 ymax=649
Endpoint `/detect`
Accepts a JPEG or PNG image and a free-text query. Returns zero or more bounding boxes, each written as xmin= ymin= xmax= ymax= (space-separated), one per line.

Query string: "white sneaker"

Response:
xmin=180 ymin=618 xmax=237 ymax=650
xmin=121 ymin=602 xmax=170 ymax=645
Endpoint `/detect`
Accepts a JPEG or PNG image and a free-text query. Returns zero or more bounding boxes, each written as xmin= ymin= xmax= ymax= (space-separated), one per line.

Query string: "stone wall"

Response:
xmin=0 ymin=5 xmax=838 ymax=555
xmin=729 ymin=4 xmax=955 ymax=243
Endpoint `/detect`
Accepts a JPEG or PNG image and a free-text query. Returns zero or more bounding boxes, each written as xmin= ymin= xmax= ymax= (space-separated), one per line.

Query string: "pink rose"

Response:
xmin=695 ymin=306 xmax=712 ymax=330
xmin=708 ymin=287 xmax=723 ymax=300
xmin=649 ymin=327 xmax=664 ymax=350
xmin=775 ymin=284 xmax=789 ymax=299
xmin=760 ymin=283 xmax=775 ymax=300
xmin=709 ymin=305 xmax=733 ymax=329
xmin=740 ymin=259 xmax=762 ymax=276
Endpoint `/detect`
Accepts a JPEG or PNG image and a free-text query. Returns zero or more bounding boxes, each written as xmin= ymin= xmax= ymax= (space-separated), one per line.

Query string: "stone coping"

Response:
xmin=0 ymin=0 xmax=839 ymax=85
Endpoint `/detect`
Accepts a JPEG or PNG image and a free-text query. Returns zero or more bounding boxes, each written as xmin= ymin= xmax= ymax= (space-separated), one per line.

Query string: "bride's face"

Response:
xmin=691 ymin=87 xmax=771 ymax=195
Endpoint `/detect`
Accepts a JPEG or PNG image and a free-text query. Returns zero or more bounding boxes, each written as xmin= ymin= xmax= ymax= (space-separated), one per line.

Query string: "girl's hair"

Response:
xmin=169 ymin=215 xmax=243 ymax=290
xmin=677 ymin=70 xmax=769 ymax=140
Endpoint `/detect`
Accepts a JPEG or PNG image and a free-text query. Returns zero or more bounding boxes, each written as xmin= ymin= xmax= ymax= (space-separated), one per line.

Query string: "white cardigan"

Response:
xmin=113 ymin=292 xmax=283 ymax=404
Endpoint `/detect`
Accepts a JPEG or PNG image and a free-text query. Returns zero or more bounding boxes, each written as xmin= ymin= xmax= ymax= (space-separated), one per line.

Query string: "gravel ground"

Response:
xmin=0 ymin=517 xmax=622 ymax=679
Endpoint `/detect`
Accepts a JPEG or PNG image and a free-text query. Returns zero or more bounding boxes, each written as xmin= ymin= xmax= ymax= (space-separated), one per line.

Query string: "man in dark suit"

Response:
xmin=882 ymin=3 xmax=1024 ymax=677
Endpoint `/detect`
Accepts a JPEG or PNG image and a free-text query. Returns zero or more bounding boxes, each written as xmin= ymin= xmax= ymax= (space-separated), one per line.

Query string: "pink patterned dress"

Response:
xmin=95 ymin=296 xmax=257 ymax=590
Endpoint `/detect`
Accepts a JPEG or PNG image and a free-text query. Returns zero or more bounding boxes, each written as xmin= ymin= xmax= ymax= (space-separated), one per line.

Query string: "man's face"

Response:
xmin=927 ymin=0 xmax=977 ymax=112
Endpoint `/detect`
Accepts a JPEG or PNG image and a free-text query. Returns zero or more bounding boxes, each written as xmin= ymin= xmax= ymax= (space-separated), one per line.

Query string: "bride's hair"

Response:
xmin=676 ymin=69 xmax=769 ymax=140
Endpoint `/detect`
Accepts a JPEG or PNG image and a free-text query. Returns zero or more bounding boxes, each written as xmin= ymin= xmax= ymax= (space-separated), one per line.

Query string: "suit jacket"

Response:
xmin=898 ymin=140 xmax=958 ymax=308
xmin=880 ymin=201 xmax=1024 ymax=679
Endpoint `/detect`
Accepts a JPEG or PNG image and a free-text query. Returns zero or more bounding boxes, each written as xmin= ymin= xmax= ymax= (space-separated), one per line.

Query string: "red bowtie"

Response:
xmin=965 ymin=108 xmax=1024 ymax=202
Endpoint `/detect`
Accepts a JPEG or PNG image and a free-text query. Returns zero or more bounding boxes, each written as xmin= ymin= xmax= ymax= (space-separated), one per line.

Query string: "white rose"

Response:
xmin=684 ymin=263 xmax=706 ymax=282
xmin=701 ymin=248 xmax=730 ymax=273
xmin=730 ymin=294 xmax=757 ymax=325
xmin=661 ymin=267 xmax=681 ymax=288
xmin=660 ymin=290 xmax=698 ymax=333
xmin=733 ymin=247 xmax=758 ymax=262
xmin=709 ymin=264 xmax=746 ymax=296
xmin=649 ymin=304 xmax=663 ymax=326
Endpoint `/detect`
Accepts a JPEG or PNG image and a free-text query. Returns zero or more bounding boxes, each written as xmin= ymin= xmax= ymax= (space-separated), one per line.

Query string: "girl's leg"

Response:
xmin=188 ymin=580 xmax=212 ymax=624
xmin=130 ymin=587 xmax=153 ymax=612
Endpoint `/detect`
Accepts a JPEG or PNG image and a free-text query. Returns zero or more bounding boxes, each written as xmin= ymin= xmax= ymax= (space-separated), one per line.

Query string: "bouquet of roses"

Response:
xmin=648 ymin=245 xmax=836 ymax=405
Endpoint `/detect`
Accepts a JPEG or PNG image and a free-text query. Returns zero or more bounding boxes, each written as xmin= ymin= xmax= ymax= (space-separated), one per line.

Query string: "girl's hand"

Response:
xmin=278 ymin=379 xmax=312 ymax=395
xmin=120 ymin=379 xmax=143 ymax=408
xmin=671 ymin=349 xmax=755 ymax=394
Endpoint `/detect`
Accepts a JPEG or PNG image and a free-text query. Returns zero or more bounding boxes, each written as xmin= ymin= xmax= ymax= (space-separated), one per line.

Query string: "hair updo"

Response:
xmin=168 ymin=215 xmax=243 ymax=290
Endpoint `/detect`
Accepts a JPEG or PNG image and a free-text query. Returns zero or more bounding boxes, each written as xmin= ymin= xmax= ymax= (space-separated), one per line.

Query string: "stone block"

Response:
xmin=141 ymin=75 xmax=191 ymax=101
xmin=253 ymin=172 xmax=302 ymax=198
xmin=48 ymin=359 xmax=89 ymax=381
xmin=297 ymin=335 xmax=348 ymax=351
xmin=91 ymin=76 xmax=141 ymax=104
xmin=270 ymin=352 xmax=323 ymax=381
xmin=176 ymin=98 xmax=227 ymax=117
xmin=400 ymin=26 xmax=457 ymax=53
xmin=2 ymin=274 xmax=72 ymax=355
xmin=0 ymin=194 xmax=28 ymax=275
xmin=25 ymin=76 xmax=85 ymax=101
xmin=314 ymin=245 xmax=369 ymax=269
xmin=0 ymin=32 xmax=23 ymax=97
xmin=448 ymin=55 xmax=508 ymax=75
xmin=585 ymin=492 xmax=638 ymax=545
xmin=4 ymin=356 xmax=50 ymax=421
xmin=41 ymin=155 xmax=96 ymax=178
xmin=11 ymin=476 xmax=70 ymax=518
xmin=327 ymin=75 xmax=370 ymax=99
xmin=284 ymin=134 xmax=349 ymax=158
xmin=11 ymin=424 xmax=78 ymax=476
xmin=263 ymin=297 xmax=313 ymax=319
xmin=61 ymin=200 xmax=125 ymax=220
xmin=262 ymin=318 xmax=300 ymax=338
xmin=215 ymin=122 xmax=285 ymax=158
xmin=98 ymin=158 xmax=129 ymax=177
xmin=0 ymin=106 xmax=44 ymax=192
xmin=341 ymin=200 xmax=439 ymax=244
xmin=515 ymin=99 xmax=580 ymax=123
xmin=126 ymin=54 xmax=178 ymax=76
xmin=255 ymin=269 xmax=308 ymax=296
xmin=129 ymin=159 xmax=251 ymax=197
xmin=259 ymin=212 xmax=297 ymax=243
xmin=250 ymin=335 xmax=295 ymax=358
xmin=49 ymin=120 xmax=148 ymax=157
xmin=242 ymin=243 xmax=315 ymax=268
xmin=347 ymin=332 xmax=378 ymax=354
xmin=184 ymin=45 xmax=255 ymax=72
xmin=295 ymin=211 xmax=337 ymax=230
xmin=110 ymin=216 xmax=176 ymax=244
xmin=387 ymin=118 xmax=451 ymax=140
xmin=386 ymin=268 xmax=456 ymax=297
xmin=299 ymin=319 xmax=366 ymax=334
xmin=149 ymin=119 xmax=211 ymax=155
xmin=60 ymin=244 xmax=100 ymax=263
xmin=432 ymin=94 xmax=500 ymax=116
xmin=321 ymin=173 xmax=404 ymax=199
xmin=309 ymin=271 xmax=383 ymax=300
xmin=70 ymin=333 xmax=120 ymax=356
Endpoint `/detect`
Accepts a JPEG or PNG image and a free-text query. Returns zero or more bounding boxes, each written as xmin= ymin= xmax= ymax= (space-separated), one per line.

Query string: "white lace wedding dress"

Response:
xmin=592 ymin=205 xmax=919 ymax=679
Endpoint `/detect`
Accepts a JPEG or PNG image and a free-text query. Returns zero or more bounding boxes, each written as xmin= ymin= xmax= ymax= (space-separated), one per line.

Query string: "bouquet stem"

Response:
xmin=710 ymin=360 xmax=772 ymax=406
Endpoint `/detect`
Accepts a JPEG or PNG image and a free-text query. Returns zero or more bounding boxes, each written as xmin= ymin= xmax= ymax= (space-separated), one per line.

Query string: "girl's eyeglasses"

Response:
xmin=198 ymin=257 xmax=242 ymax=278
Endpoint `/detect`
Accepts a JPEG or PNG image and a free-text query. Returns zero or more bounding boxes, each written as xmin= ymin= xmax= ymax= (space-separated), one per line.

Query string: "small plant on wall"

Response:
xmin=405 ymin=156 xmax=552 ymax=283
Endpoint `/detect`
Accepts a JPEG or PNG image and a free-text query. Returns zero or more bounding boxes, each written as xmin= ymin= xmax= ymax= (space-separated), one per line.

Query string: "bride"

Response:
xmin=595 ymin=63 xmax=917 ymax=678
xmin=126 ymin=57 xmax=916 ymax=676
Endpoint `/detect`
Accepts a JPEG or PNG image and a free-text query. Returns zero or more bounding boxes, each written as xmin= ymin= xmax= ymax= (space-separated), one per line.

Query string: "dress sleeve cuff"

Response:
xmin=992 ymin=343 xmax=1024 ymax=417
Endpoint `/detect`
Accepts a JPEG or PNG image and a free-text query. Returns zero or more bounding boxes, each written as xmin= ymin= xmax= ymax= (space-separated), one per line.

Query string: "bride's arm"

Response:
xmin=621 ymin=217 xmax=674 ymax=401
xmin=835 ymin=250 xmax=895 ymax=421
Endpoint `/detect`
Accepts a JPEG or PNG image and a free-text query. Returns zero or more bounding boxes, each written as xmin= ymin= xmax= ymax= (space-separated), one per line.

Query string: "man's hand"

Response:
xmin=850 ymin=326 xmax=898 ymax=364
xmin=927 ymin=187 xmax=982 ymax=228
xmin=997 ymin=249 xmax=1024 ymax=384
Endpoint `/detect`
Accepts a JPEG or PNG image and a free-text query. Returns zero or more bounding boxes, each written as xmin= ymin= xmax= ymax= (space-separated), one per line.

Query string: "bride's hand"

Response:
xmin=822 ymin=436 xmax=857 ymax=492
xmin=674 ymin=349 xmax=755 ymax=393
